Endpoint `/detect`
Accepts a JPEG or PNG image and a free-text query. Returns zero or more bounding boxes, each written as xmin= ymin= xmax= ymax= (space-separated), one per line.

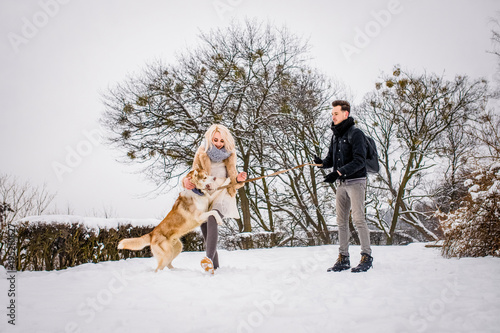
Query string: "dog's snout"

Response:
xmin=213 ymin=177 xmax=216 ymax=181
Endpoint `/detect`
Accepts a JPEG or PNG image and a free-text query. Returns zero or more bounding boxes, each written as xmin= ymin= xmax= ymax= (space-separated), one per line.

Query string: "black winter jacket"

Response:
xmin=321 ymin=118 xmax=367 ymax=179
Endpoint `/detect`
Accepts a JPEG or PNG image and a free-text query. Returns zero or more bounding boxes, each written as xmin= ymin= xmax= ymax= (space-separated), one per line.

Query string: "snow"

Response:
xmin=1 ymin=243 xmax=499 ymax=333
xmin=490 ymin=162 xmax=500 ymax=172
xmin=464 ymin=179 xmax=474 ymax=187
xmin=488 ymin=180 xmax=500 ymax=195
xmin=15 ymin=215 xmax=159 ymax=230
xmin=468 ymin=184 xmax=480 ymax=193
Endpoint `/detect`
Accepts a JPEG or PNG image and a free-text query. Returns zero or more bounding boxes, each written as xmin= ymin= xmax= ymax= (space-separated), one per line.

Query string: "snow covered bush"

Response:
xmin=439 ymin=161 xmax=500 ymax=258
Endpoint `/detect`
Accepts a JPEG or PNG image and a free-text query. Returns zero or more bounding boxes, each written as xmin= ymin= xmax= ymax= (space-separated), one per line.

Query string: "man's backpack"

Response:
xmin=347 ymin=126 xmax=380 ymax=174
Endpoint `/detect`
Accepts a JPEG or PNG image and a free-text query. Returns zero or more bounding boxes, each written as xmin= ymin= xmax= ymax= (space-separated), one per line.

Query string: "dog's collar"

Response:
xmin=192 ymin=188 xmax=205 ymax=196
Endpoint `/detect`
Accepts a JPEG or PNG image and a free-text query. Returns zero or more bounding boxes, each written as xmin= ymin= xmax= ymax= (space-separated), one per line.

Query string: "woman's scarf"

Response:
xmin=206 ymin=145 xmax=231 ymax=163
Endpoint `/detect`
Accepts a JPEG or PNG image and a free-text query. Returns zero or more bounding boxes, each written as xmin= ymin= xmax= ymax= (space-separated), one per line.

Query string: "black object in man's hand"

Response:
xmin=313 ymin=155 xmax=323 ymax=166
xmin=324 ymin=171 xmax=339 ymax=183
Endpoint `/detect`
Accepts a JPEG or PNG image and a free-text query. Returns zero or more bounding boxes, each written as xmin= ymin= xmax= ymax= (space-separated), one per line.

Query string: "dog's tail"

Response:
xmin=117 ymin=233 xmax=151 ymax=251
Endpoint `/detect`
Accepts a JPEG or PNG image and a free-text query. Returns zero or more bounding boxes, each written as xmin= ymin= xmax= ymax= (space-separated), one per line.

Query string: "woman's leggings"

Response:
xmin=200 ymin=209 xmax=223 ymax=269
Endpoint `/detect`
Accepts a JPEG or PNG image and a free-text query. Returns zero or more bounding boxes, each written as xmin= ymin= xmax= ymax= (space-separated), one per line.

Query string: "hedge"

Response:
xmin=0 ymin=220 xmax=413 ymax=272
xmin=0 ymin=221 xmax=206 ymax=271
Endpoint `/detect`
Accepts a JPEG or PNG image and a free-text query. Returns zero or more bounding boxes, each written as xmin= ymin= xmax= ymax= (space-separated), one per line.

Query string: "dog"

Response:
xmin=117 ymin=169 xmax=223 ymax=272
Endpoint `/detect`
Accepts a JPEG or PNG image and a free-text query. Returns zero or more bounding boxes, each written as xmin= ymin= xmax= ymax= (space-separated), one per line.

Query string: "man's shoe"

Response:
xmin=327 ymin=254 xmax=350 ymax=272
xmin=351 ymin=253 xmax=373 ymax=273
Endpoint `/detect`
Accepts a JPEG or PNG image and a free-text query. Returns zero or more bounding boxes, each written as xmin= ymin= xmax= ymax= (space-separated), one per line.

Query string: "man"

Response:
xmin=314 ymin=100 xmax=373 ymax=273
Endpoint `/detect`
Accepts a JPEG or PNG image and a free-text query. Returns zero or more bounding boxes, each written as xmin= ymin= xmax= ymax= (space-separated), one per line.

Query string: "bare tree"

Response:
xmin=0 ymin=174 xmax=56 ymax=228
xmin=101 ymin=20 xmax=335 ymax=236
xmin=259 ymin=69 xmax=343 ymax=244
xmin=0 ymin=174 xmax=56 ymax=266
xmin=88 ymin=204 xmax=117 ymax=218
xmin=357 ymin=67 xmax=488 ymax=244
xmin=431 ymin=121 xmax=476 ymax=214
xmin=489 ymin=15 xmax=500 ymax=63
xmin=436 ymin=17 xmax=500 ymax=255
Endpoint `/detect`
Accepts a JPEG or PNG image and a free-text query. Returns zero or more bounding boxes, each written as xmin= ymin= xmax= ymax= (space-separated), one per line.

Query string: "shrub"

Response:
xmin=0 ymin=216 xmax=416 ymax=272
xmin=439 ymin=161 xmax=500 ymax=258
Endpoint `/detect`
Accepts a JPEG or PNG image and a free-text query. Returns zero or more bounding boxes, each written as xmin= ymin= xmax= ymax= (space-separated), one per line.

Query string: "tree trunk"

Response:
xmin=388 ymin=151 xmax=415 ymax=244
xmin=261 ymin=176 xmax=274 ymax=232
xmin=238 ymin=187 xmax=252 ymax=233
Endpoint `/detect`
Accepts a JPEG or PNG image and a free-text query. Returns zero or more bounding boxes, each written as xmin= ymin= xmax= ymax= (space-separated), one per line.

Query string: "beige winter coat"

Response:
xmin=182 ymin=146 xmax=240 ymax=219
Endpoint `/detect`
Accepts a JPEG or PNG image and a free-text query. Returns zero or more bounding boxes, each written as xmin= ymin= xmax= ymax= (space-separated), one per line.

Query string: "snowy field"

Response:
xmin=1 ymin=243 xmax=499 ymax=333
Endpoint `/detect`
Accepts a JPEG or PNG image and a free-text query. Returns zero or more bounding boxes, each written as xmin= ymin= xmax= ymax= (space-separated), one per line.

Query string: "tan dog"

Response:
xmin=117 ymin=169 xmax=223 ymax=272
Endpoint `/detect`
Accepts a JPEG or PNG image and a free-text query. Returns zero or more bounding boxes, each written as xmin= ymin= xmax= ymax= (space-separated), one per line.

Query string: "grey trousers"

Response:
xmin=200 ymin=210 xmax=223 ymax=269
xmin=336 ymin=179 xmax=372 ymax=256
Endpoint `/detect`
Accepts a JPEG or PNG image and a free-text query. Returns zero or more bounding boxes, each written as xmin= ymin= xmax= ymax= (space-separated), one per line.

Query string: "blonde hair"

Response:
xmin=203 ymin=124 xmax=236 ymax=153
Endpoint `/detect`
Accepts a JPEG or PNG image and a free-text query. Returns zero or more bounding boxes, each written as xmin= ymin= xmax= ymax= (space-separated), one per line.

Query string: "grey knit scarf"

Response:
xmin=206 ymin=145 xmax=231 ymax=163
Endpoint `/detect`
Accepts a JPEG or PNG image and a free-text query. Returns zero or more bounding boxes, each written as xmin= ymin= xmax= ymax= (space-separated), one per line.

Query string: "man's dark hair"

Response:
xmin=332 ymin=100 xmax=350 ymax=113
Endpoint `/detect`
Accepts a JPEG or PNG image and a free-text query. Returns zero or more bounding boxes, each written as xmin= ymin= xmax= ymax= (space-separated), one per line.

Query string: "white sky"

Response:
xmin=1 ymin=0 xmax=499 ymax=219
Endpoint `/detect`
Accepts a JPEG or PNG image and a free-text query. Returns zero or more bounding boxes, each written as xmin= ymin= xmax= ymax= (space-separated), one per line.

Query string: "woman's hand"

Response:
xmin=183 ymin=177 xmax=195 ymax=190
xmin=236 ymin=172 xmax=247 ymax=183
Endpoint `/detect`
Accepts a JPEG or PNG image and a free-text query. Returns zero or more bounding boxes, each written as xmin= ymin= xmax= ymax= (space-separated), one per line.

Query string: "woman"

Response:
xmin=182 ymin=124 xmax=247 ymax=274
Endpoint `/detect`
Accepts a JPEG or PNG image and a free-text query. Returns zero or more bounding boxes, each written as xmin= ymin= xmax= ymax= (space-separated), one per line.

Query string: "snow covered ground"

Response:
xmin=1 ymin=243 xmax=499 ymax=333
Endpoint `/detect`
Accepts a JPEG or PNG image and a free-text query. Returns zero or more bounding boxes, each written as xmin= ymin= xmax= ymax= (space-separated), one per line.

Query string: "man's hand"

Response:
xmin=324 ymin=171 xmax=339 ymax=183
xmin=183 ymin=177 xmax=195 ymax=190
xmin=313 ymin=155 xmax=323 ymax=166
